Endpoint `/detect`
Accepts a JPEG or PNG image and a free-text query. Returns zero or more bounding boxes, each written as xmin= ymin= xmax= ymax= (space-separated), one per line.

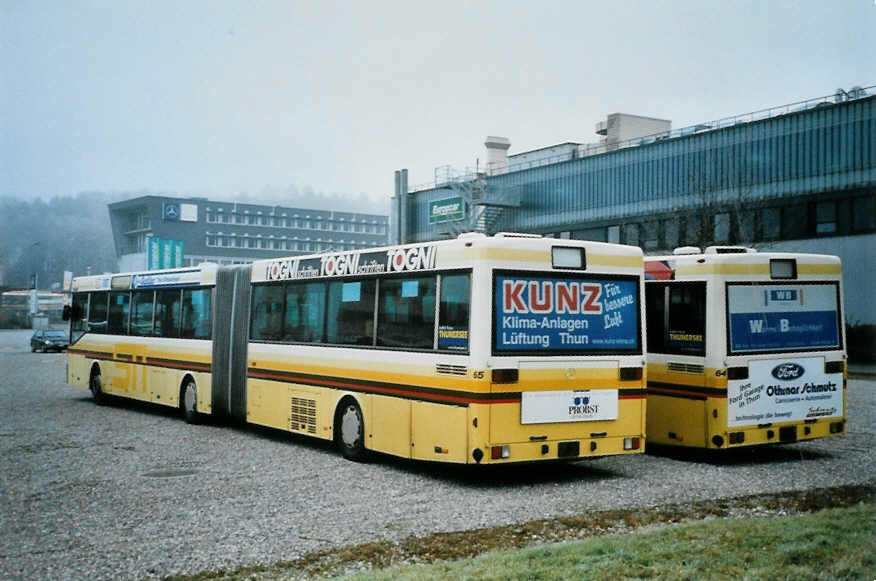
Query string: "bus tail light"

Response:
xmin=623 ymin=437 xmax=640 ymax=450
xmin=491 ymin=369 xmax=518 ymax=384
xmin=830 ymin=421 xmax=844 ymax=434
xmin=491 ymin=445 xmax=510 ymax=459
xmin=619 ymin=367 xmax=642 ymax=381
xmin=825 ymin=361 xmax=844 ymax=374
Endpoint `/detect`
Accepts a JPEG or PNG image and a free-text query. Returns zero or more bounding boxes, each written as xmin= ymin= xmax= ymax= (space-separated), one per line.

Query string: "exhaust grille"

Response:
xmin=290 ymin=397 xmax=317 ymax=434
xmin=436 ymin=364 xmax=468 ymax=376
xmin=667 ymin=362 xmax=705 ymax=374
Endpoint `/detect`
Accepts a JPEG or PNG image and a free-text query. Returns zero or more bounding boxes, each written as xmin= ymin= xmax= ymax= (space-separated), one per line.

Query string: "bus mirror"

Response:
xmin=62 ymin=305 xmax=71 ymax=321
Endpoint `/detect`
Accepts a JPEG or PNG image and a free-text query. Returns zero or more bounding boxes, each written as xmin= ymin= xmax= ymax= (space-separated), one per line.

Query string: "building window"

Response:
xmin=663 ymin=218 xmax=679 ymax=249
xmin=642 ymin=221 xmax=659 ymax=250
xmin=853 ymin=196 xmax=875 ymax=232
xmin=714 ymin=213 xmax=730 ymax=243
xmin=738 ymin=210 xmax=757 ymax=244
xmin=781 ymin=205 xmax=807 ymax=239
xmin=684 ymin=215 xmax=702 ymax=246
xmin=624 ymin=223 xmax=639 ymax=247
xmin=762 ymin=207 xmax=780 ymax=240
xmin=235 ymin=214 xmax=245 ymax=224
xmin=607 ymin=225 xmax=620 ymax=244
xmin=206 ymin=211 xmax=215 ymax=223
xmin=814 ymin=201 xmax=837 ymax=235
xmin=248 ymin=215 xmax=257 ymax=225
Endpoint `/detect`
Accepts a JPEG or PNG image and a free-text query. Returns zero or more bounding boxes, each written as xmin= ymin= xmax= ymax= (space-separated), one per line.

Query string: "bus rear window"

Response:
xmin=493 ymin=272 xmax=640 ymax=354
xmin=726 ymin=282 xmax=841 ymax=354
xmin=646 ymin=282 xmax=706 ymax=356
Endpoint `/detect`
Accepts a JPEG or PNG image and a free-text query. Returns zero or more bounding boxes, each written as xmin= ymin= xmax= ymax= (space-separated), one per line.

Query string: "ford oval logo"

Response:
xmin=772 ymin=363 xmax=805 ymax=380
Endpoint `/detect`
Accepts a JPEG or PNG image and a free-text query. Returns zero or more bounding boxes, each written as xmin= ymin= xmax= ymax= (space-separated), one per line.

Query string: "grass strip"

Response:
xmin=343 ymin=503 xmax=874 ymax=581
xmin=162 ymin=482 xmax=874 ymax=581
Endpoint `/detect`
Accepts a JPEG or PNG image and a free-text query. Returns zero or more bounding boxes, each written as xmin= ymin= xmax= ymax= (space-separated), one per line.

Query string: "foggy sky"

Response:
xmin=2 ymin=0 xmax=874 ymax=206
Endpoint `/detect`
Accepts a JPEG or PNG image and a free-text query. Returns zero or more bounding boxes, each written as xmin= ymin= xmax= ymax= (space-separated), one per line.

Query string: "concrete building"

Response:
xmin=391 ymin=86 xmax=875 ymax=325
xmin=109 ymin=195 xmax=389 ymax=272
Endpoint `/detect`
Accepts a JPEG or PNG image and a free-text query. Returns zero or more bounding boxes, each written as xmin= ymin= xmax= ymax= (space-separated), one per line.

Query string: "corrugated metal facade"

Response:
xmin=405 ymin=95 xmax=875 ymax=242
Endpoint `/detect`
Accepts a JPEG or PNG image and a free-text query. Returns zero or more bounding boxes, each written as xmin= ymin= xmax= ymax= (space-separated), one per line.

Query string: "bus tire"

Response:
xmin=89 ymin=366 xmax=106 ymax=406
xmin=335 ymin=399 xmax=368 ymax=462
xmin=181 ymin=379 xmax=201 ymax=425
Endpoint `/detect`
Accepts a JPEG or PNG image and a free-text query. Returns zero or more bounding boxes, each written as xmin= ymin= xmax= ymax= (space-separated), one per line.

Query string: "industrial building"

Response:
xmin=109 ymin=196 xmax=389 ymax=272
xmin=390 ymin=86 xmax=875 ymax=325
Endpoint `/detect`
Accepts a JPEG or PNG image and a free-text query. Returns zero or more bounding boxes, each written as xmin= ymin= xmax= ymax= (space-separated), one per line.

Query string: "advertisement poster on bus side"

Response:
xmin=494 ymin=275 xmax=639 ymax=352
xmin=727 ymin=357 xmax=843 ymax=428
xmin=727 ymin=284 xmax=840 ymax=353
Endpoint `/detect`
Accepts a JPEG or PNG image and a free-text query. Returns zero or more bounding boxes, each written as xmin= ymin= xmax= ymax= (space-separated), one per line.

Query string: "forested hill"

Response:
xmin=0 ymin=189 xmax=387 ymax=290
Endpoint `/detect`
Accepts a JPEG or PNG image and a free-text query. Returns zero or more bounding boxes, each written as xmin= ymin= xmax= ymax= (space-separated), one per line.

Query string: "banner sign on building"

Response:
xmin=429 ymin=197 xmax=464 ymax=224
xmin=727 ymin=283 xmax=840 ymax=353
xmin=727 ymin=356 xmax=843 ymax=427
xmin=494 ymin=275 xmax=640 ymax=352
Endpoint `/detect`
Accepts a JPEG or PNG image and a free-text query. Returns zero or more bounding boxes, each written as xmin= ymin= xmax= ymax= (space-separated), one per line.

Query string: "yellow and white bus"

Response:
xmin=67 ymin=233 xmax=647 ymax=464
xmin=644 ymin=247 xmax=847 ymax=449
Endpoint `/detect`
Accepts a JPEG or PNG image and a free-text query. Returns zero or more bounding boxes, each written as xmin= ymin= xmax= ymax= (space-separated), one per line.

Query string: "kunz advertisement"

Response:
xmin=727 ymin=356 xmax=843 ymax=428
xmin=494 ymin=275 xmax=639 ymax=352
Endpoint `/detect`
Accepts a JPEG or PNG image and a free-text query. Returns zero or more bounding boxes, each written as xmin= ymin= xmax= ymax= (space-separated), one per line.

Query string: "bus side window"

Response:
xmin=71 ymin=292 xmax=89 ymax=342
xmin=438 ymin=274 xmax=470 ymax=352
xmin=251 ymin=284 xmax=284 ymax=341
xmin=326 ymin=279 xmax=376 ymax=346
xmin=182 ymin=288 xmax=212 ymax=340
xmin=283 ymin=282 xmax=325 ymax=343
xmin=377 ymin=276 xmax=436 ymax=349
xmin=130 ymin=291 xmax=155 ymax=336
xmin=87 ymin=292 xmax=109 ymax=334
xmin=155 ymin=289 xmax=182 ymax=338
xmin=107 ymin=291 xmax=131 ymax=335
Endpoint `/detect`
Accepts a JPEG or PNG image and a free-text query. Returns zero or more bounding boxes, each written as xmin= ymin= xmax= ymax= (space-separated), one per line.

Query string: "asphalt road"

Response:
xmin=0 ymin=329 xmax=873 ymax=581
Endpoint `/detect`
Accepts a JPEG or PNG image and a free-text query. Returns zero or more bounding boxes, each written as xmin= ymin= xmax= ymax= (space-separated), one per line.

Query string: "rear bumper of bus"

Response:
xmin=708 ymin=417 xmax=846 ymax=449
xmin=472 ymin=435 xmax=643 ymax=464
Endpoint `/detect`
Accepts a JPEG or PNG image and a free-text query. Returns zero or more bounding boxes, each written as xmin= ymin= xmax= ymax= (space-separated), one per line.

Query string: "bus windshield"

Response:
xmin=726 ymin=282 xmax=841 ymax=354
xmin=494 ymin=272 xmax=640 ymax=354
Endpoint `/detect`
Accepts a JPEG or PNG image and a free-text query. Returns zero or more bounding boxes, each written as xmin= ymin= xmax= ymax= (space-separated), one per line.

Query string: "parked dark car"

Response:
xmin=30 ymin=329 xmax=69 ymax=352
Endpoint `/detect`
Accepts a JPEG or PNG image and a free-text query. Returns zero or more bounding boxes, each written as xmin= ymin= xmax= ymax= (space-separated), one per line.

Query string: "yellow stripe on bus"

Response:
xmin=439 ymin=248 xmax=641 ymax=268
xmin=675 ymin=263 xmax=840 ymax=276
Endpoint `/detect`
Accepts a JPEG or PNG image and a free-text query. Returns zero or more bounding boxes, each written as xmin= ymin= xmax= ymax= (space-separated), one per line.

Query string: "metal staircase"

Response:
xmin=432 ymin=166 xmax=521 ymax=237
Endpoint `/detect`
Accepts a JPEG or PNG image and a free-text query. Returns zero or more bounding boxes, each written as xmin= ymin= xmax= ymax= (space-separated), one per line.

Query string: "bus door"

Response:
xmin=645 ymin=281 xmax=709 ymax=446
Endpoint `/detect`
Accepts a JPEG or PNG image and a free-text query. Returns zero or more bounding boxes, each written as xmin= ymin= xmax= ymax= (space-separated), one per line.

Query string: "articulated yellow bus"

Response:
xmin=644 ymin=247 xmax=846 ymax=449
xmin=67 ymin=233 xmax=647 ymax=464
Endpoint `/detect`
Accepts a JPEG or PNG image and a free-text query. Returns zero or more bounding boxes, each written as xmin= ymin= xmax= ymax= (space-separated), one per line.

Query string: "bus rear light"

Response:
xmin=491 ymin=445 xmax=510 ymax=459
xmin=825 ymin=361 xmax=844 ymax=374
xmin=728 ymin=431 xmax=745 ymax=444
xmin=623 ymin=437 xmax=640 ymax=450
xmin=491 ymin=369 xmax=518 ymax=384
xmin=829 ymin=421 xmax=844 ymax=434
xmin=619 ymin=367 xmax=642 ymax=381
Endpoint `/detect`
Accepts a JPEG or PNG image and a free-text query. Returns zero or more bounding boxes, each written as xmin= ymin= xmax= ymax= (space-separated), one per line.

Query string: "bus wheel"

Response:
xmin=182 ymin=380 xmax=201 ymax=425
xmin=336 ymin=400 xmax=368 ymax=461
xmin=89 ymin=368 xmax=106 ymax=405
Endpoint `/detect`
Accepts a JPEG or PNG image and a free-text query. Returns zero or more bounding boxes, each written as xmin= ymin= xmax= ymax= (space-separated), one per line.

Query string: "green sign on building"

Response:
xmin=147 ymin=237 xmax=185 ymax=270
xmin=429 ymin=197 xmax=465 ymax=224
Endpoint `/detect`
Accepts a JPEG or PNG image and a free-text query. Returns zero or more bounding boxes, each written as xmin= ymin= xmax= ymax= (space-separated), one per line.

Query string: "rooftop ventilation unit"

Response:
xmin=704 ymin=246 xmax=756 ymax=254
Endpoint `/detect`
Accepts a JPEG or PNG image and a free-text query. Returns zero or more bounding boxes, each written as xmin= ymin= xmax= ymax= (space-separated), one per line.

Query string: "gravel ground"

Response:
xmin=0 ymin=328 xmax=873 ymax=581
